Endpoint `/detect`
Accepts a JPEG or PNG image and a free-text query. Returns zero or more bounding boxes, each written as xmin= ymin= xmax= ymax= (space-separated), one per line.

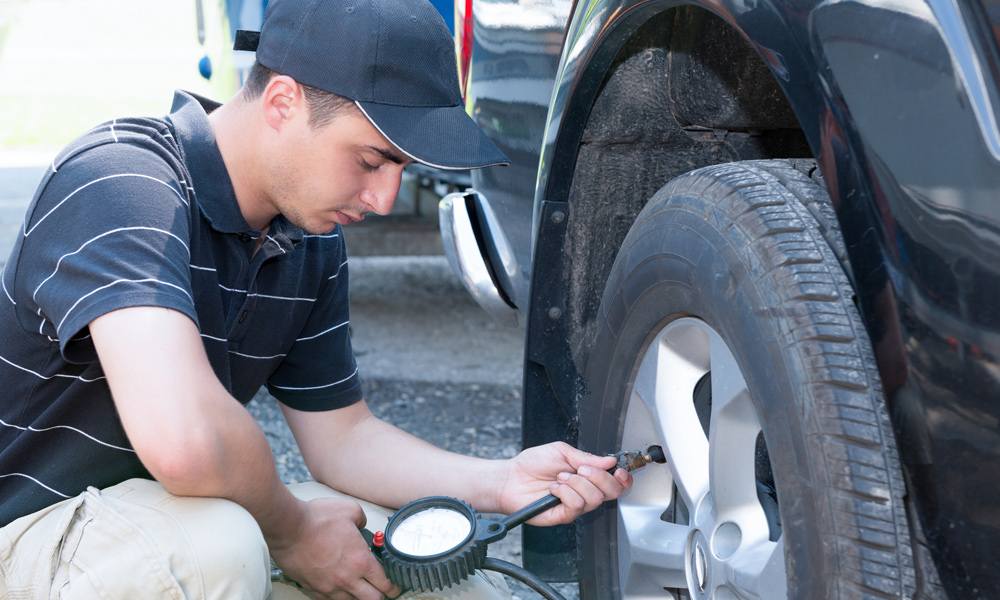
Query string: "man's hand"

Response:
xmin=497 ymin=442 xmax=633 ymax=526
xmin=270 ymin=497 xmax=402 ymax=600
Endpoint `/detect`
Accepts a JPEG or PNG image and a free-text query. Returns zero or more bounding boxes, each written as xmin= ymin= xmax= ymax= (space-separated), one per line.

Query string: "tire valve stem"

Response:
xmin=610 ymin=445 xmax=666 ymax=472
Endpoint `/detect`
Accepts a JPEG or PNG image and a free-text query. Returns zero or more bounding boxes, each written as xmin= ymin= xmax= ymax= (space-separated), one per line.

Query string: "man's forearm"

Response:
xmin=283 ymin=400 xmax=507 ymax=512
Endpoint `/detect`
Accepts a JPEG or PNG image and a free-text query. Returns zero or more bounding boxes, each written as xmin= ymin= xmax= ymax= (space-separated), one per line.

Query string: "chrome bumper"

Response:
xmin=439 ymin=191 xmax=520 ymax=327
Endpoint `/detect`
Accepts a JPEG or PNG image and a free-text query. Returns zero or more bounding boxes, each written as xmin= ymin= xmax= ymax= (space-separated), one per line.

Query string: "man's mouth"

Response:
xmin=336 ymin=211 xmax=365 ymax=224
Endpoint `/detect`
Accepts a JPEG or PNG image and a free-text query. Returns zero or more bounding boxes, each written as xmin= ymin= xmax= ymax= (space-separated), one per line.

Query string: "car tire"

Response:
xmin=579 ymin=160 xmax=916 ymax=599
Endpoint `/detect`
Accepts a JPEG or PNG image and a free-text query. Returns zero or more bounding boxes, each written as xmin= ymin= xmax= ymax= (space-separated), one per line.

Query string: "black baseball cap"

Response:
xmin=233 ymin=0 xmax=509 ymax=171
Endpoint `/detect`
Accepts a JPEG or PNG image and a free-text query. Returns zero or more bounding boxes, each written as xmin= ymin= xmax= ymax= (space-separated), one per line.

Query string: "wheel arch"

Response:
xmin=541 ymin=3 xmax=830 ymax=363
xmin=525 ymin=0 xmax=859 ymax=433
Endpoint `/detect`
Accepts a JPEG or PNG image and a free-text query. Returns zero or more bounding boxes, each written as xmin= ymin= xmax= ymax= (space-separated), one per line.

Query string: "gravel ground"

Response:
xmin=248 ymin=380 xmax=580 ymax=600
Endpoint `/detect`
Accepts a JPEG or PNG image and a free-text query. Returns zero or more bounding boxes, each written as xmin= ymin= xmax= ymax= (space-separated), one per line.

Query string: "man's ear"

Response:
xmin=261 ymin=75 xmax=306 ymax=131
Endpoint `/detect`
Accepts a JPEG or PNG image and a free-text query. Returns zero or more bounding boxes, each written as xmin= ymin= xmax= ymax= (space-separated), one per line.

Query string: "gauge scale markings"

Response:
xmin=389 ymin=507 xmax=473 ymax=557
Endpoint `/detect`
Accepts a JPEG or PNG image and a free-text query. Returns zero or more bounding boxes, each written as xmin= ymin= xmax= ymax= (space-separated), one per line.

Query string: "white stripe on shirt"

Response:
xmin=0 ymin=473 xmax=70 ymax=498
xmin=57 ymin=278 xmax=194 ymax=333
xmin=266 ymin=235 xmax=287 ymax=254
xmin=328 ymin=259 xmax=349 ymax=280
xmin=215 ymin=286 xmax=315 ymax=303
xmin=269 ymin=367 xmax=359 ymax=391
xmin=296 ymin=320 xmax=348 ymax=342
xmin=0 ymin=418 xmax=136 ymax=453
xmin=0 ymin=352 xmax=105 ymax=383
xmin=229 ymin=350 xmax=287 ymax=360
xmin=248 ymin=292 xmax=316 ymax=302
xmin=32 ymin=227 xmax=191 ymax=302
xmin=2 ymin=272 xmax=14 ymax=306
xmin=26 ymin=174 xmax=189 ymax=236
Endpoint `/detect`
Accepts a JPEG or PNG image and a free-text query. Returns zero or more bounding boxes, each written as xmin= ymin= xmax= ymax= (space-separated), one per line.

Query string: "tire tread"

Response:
xmin=665 ymin=159 xmax=916 ymax=598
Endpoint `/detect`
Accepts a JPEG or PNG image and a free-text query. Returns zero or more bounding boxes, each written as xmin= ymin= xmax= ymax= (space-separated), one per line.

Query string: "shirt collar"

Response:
xmin=165 ymin=90 xmax=303 ymax=247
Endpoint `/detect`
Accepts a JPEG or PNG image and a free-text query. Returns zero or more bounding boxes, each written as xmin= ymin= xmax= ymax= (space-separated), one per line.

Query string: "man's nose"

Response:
xmin=362 ymin=172 xmax=403 ymax=216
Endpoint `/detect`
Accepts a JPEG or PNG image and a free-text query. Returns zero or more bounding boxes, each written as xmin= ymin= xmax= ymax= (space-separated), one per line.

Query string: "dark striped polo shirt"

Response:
xmin=0 ymin=91 xmax=363 ymax=526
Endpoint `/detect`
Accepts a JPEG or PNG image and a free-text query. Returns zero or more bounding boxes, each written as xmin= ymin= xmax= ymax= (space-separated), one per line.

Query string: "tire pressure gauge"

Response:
xmin=373 ymin=446 xmax=666 ymax=594
xmin=378 ymin=497 xmax=490 ymax=591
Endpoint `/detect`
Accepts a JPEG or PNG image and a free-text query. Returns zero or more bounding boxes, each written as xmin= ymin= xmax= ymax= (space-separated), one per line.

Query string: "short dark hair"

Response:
xmin=242 ymin=61 xmax=355 ymax=129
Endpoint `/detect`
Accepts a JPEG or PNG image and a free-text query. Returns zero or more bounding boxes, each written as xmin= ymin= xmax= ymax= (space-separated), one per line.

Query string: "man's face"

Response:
xmin=266 ymin=105 xmax=412 ymax=235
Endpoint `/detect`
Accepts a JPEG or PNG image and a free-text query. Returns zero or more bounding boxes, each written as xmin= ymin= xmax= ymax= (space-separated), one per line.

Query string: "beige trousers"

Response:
xmin=0 ymin=479 xmax=511 ymax=600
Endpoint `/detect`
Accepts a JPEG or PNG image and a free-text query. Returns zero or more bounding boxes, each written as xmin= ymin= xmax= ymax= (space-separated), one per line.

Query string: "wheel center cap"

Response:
xmin=687 ymin=529 xmax=714 ymax=597
xmin=693 ymin=542 xmax=708 ymax=592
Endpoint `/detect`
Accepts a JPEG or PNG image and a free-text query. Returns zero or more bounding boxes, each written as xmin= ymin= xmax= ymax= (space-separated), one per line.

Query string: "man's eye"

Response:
xmin=361 ymin=160 xmax=379 ymax=172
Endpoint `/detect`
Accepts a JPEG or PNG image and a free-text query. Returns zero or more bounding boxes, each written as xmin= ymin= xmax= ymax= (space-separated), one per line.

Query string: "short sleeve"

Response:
xmin=266 ymin=233 xmax=363 ymax=411
xmin=14 ymin=143 xmax=197 ymax=363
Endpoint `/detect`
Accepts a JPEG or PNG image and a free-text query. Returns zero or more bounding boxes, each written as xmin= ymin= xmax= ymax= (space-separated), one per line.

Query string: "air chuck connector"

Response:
xmin=610 ymin=445 xmax=666 ymax=473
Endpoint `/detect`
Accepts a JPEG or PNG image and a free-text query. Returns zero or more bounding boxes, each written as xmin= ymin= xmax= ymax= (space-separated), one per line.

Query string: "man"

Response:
xmin=0 ymin=0 xmax=631 ymax=598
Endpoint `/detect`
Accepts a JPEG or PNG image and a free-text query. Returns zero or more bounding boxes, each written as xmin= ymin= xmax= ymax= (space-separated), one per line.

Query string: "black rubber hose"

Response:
xmin=481 ymin=558 xmax=568 ymax=600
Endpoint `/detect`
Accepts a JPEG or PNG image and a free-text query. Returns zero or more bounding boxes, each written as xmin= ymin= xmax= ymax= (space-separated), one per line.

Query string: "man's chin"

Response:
xmin=291 ymin=211 xmax=362 ymax=234
xmin=305 ymin=223 xmax=341 ymax=235
xmin=290 ymin=218 xmax=340 ymax=236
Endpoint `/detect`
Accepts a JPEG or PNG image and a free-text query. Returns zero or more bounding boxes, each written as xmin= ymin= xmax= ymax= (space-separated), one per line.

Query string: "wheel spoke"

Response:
xmin=707 ymin=330 xmax=766 ymax=535
xmin=618 ymin=505 xmax=689 ymax=593
xmin=632 ymin=320 xmax=711 ymax=510
xmin=725 ymin=536 xmax=787 ymax=599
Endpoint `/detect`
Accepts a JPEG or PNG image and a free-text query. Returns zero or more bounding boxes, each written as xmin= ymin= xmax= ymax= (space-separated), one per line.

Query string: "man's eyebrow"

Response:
xmin=364 ymin=145 xmax=408 ymax=164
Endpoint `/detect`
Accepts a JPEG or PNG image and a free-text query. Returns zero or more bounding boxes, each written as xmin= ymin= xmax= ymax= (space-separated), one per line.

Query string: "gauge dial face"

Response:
xmin=389 ymin=506 xmax=473 ymax=557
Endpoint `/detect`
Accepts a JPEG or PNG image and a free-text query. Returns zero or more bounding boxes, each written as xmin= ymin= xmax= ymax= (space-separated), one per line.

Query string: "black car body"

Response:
xmin=438 ymin=0 xmax=1000 ymax=598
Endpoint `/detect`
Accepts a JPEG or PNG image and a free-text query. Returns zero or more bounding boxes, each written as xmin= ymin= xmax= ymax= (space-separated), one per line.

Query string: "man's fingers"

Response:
xmin=549 ymin=473 xmax=600 ymax=515
xmin=579 ymin=464 xmax=632 ymax=499
xmin=549 ymin=464 xmax=632 ymax=520
xmin=311 ymin=572 xmax=398 ymax=600
xmin=346 ymin=501 xmax=368 ymax=529
xmin=364 ymin=559 xmax=403 ymax=599
xmin=567 ymin=470 xmax=610 ymax=511
xmin=336 ymin=556 xmax=397 ymax=600
xmin=349 ymin=579 xmax=393 ymax=600
xmin=557 ymin=443 xmax=618 ymax=472
xmin=382 ymin=581 xmax=404 ymax=599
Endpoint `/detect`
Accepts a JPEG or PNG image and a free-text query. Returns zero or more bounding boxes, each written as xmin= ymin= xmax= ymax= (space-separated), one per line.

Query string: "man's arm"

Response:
xmin=282 ymin=400 xmax=632 ymax=525
xmin=90 ymin=306 xmax=400 ymax=600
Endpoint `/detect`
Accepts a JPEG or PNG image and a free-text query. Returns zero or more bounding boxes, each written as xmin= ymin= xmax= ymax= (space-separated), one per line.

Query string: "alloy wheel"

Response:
xmin=616 ymin=317 xmax=786 ymax=600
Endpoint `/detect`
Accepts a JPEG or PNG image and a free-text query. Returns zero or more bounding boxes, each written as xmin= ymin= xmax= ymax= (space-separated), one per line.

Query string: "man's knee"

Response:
xmin=156 ymin=491 xmax=271 ymax=597
xmin=88 ymin=479 xmax=271 ymax=600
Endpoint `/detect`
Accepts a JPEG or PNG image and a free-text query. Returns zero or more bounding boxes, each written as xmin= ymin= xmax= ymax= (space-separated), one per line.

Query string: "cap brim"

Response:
xmin=354 ymin=102 xmax=510 ymax=171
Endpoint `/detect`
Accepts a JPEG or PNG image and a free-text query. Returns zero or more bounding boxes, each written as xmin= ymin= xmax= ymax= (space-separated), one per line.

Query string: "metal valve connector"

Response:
xmin=610 ymin=445 xmax=665 ymax=472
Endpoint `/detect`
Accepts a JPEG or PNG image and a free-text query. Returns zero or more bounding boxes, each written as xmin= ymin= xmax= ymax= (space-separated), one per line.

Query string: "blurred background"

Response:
xmin=0 ymin=0 xmax=232 ymax=159
xmin=0 ymin=0 xmax=464 ymax=257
